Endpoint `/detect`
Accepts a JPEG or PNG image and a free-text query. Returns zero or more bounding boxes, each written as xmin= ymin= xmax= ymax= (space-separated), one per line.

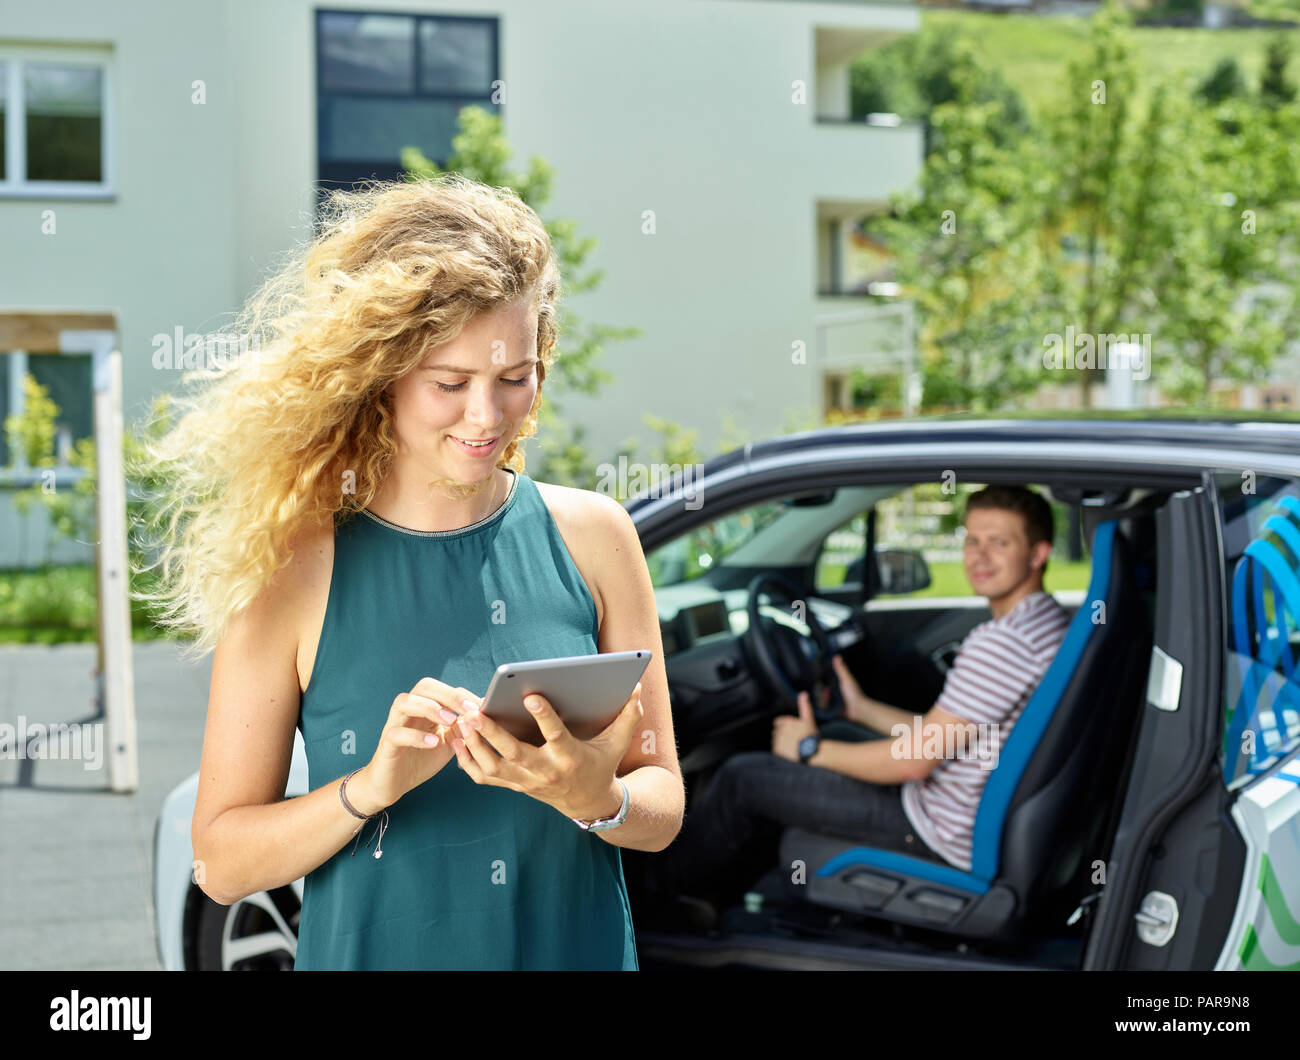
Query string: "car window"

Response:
xmin=813 ymin=482 xmax=1089 ymax=599
xmin=645 ymin=501 xmax=786 ymax=588
xmin=1215 ymin=471 xmax=1300 ymax=787
xmin=814 ymin=483 xmax=987 ymax=598
xmin=813 ymin=510 xmax=869 ymax=591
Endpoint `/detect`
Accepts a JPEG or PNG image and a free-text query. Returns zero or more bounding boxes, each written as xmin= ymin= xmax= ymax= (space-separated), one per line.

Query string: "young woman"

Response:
xmin=133 ymin=174 xmax=683 ymax=970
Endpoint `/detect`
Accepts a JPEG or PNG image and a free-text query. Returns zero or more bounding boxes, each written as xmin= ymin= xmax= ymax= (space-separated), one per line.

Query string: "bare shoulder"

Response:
xmin=532 ymin=479 xmax=632 ymax=549
xmin=274 ymin=513 xmax=334 ymax=604
xmin=533 ymin=478 xmax=623 ymax=520
xmin=286 ymin=510 xmax=336 ymax=571
xmin=280 ymin=512 xmax=336 ymax=691
xmin=532 ymin=480 xmax=634 ymax=630
xmin=221 ymin=514 xmax=324 ymax=632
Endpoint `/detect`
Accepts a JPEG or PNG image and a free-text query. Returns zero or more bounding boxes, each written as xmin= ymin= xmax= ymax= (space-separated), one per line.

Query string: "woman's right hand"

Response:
xmin=349 ymin=677 xmax=476 ymax=815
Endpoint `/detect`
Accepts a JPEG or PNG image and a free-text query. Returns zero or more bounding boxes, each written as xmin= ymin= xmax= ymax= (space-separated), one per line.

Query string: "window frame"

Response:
xmin=0 ymin=45 xmax=114 ymax=199
xmin=0 ymin=349 xmax=94 ymax=487
xmin=313 ymin=8 xmax=500 ymax=190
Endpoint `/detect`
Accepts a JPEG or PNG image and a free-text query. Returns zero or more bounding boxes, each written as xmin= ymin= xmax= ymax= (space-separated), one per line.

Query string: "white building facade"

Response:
xmin=0 ymin=0 xmax=921 ymax=566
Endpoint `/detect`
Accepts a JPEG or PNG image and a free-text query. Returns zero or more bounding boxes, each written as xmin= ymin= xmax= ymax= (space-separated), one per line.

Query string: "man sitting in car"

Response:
xmin=635 ymin=485 xmax=1073 ymax=929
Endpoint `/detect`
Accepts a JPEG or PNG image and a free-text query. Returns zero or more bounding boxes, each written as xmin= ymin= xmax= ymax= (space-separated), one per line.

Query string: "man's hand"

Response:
xmin=772 ymin=689 xmax=818 ymax=762
xmin=831 ymin=654 xmax=872 ymax=727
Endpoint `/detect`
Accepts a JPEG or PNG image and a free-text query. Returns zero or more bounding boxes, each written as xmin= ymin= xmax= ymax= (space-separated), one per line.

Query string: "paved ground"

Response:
xmin=0 ymin=640 xmax=211 ymax=970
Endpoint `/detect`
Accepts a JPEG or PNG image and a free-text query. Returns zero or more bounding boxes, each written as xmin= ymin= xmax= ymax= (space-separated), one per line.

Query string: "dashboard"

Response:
xmin=652 ymin=581 xmax=862 ymax=765
xmin=659 ymin=598 xmax=729 ymax=656
xmin=656 ymin=582 xmax=858 ymax=658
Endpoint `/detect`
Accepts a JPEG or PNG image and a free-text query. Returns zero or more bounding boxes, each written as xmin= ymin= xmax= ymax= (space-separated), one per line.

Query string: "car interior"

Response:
xmin=624 ymin=477 xmax=1171 ymax=970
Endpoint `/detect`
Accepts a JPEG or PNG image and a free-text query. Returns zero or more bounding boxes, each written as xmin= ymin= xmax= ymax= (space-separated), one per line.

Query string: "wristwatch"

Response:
xmin=572 ymin=778 xmax=629 ymax=832
xmin=798 ymin=734 xmax=821 ymax=764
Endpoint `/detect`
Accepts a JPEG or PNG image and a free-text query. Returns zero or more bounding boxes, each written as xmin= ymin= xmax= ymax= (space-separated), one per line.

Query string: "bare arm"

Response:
xmin=848 ymin=690 xmax=927 ymax=739
xmin=190 ymin=535 xmax=397 ymax=906
xmin=584 ymin=494 xmax=685 ymax=853
xmin=834 ymin=653 xmax=928 ymax=736
xmin=806 ymin=734 xmax=923 ymax=784
xmin=808 ymin=702 xmax=978 ymax=785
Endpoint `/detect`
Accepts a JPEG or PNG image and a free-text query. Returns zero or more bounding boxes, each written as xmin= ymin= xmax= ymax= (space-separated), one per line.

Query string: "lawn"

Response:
xmin=927 ymin=9 xmax=1293 ymax=118
xmin=905 ymin=558 xmax=1093 ymax=599
xmin=821 ymin=557 xmax=1093 ymax=599
xmin=0 ymin=565 xmax=168 ymax=644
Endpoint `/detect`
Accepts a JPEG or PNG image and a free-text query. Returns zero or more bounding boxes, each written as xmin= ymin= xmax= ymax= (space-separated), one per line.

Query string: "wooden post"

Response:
xmin=0 ymin=313 xmax=134 ymax=790
xmin=63 ymin=329 xmax=137 ymax=792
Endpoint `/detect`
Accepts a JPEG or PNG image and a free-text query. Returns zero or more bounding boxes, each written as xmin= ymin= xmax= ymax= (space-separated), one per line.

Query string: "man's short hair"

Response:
xmin=964 ymin=485 xmax=1054 ymax=549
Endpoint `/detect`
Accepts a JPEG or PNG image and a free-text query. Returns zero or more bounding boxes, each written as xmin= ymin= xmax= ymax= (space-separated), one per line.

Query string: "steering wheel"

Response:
xmin=743 ymin=574 xmax=847 ymax=724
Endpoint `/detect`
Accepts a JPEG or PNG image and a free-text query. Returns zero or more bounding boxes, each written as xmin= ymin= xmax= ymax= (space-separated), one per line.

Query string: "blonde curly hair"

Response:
xmin=129 ymin=173 xmax=561 ymax=661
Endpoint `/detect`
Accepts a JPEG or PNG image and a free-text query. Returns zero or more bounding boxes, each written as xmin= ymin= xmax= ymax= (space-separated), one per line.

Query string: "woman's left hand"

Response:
xmin=449 ymin=683 xmax=644 ymax=821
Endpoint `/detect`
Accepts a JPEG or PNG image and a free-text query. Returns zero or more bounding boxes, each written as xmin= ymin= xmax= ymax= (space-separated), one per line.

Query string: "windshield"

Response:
xmin=646 ymin=502 xmax=786 ymax=587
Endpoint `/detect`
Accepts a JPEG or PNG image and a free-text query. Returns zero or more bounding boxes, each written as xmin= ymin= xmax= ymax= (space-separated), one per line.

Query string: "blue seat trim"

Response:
xmin=1224 ymin=495 xmax=1300 ymax=781
xmin=814 ymin=846 xmax=991 ymax=894
xmin=968 ymin=520 xmax=1117 ymax=880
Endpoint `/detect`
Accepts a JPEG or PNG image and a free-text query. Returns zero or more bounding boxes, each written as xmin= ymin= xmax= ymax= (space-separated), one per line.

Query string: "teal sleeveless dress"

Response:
xmin=294 ymin=467 xmax=639 ymax=970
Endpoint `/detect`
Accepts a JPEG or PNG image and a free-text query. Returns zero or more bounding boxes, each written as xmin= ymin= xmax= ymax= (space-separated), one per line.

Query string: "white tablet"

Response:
xmin=478 ymin=650 xmax=653 ymax=746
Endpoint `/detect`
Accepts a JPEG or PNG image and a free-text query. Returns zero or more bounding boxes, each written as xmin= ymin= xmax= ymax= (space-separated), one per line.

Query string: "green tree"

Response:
xmin=1260 ymin=34 xmax=1297 ymax=108
xmin=4 ymin=372 xmax=58 ymax=469
xmin=401 ymin=105 xmax=639 ymax=487
xmin=1036 ymin=7 xmax=1297 ymax=406
xmin=1034 ymin=3 xmax=1196 ymax=405
xmin=3 ymin=377 xmax=182 ymax=599
xmin=851 ymin=23 xmax=1031 ymax=154
xmin=867 ymin=43 xmax=1047 ymax=412
xmin=1153 ymin=95 xmax=1300 ymax=403
xmin=1199 ymin=56 xmax=1249 ymax=105
xmin=3 ymin=375 xmax=96 ymax=566
xmin=861 ymin=3 xmax=1299 ymax=413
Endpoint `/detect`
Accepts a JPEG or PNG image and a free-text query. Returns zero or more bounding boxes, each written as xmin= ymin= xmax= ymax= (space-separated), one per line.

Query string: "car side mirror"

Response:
xmin=876 ymin=548 xmax=931 ymax=595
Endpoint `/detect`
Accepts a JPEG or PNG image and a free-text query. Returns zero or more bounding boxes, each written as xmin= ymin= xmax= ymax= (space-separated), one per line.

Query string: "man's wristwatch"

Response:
xmin=571 ymin=778 xmax=629 ymax=832
xmin=798 ymin=734 xmax=821 ymax=764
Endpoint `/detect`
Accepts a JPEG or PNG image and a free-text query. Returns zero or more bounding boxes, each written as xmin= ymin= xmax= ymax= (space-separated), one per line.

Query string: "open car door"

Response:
xmin=1082 ymin=481 xmax=1238 ymax=969
xmin=1084 ymin=474 xmax=1300 ymax=970
xmin=1209 ymin=473 xmax=1300 ymax=970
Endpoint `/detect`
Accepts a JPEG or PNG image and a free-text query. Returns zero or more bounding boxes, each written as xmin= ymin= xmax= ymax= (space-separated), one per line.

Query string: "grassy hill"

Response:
xmin=924 ymin=9 xmax=1296 ymax=117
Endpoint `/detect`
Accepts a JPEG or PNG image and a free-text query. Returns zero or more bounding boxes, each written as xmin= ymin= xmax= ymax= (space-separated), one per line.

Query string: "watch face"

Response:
xmin=799 ymin=735 xmax=818 ymax=760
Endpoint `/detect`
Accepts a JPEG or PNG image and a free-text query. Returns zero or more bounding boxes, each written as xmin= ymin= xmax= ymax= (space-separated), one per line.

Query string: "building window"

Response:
xmin=315 ymin=9 xmax=499 ymax=193
xmin=0 ymin=48 xmax=111 ymax=197
xmin=1 ymin=353 xmax=93 ymax=476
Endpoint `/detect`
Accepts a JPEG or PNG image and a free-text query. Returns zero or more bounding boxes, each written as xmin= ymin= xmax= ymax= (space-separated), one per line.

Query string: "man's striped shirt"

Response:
xmin=900 ymin=591 xmax=1072 ymax=872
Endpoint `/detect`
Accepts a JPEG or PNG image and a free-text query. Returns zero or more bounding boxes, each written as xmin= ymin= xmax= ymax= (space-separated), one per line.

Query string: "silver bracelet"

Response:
xmin=340 ymin=768 xmax=389 ymax=859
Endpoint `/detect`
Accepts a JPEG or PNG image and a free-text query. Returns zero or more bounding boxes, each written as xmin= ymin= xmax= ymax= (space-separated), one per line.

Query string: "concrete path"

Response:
xmin=0 ymin=640 xmax=210 ymax=970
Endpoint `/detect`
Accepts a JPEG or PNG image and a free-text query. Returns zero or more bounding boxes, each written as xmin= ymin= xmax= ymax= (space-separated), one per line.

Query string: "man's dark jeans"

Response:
xmin=641 ymin=719 xmax=944 ymax=910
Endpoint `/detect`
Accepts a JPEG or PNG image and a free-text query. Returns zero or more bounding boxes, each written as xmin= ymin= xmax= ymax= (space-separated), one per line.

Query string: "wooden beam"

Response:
xmin=87 ymin=341 xmax=139 ymax=791
xmin=0 ymin=311 xmax=117 ymax=351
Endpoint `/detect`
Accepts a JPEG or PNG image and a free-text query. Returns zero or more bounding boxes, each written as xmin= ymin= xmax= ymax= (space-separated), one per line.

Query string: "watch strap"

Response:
xmin=572 ymin=778 xmax=629 ymax=832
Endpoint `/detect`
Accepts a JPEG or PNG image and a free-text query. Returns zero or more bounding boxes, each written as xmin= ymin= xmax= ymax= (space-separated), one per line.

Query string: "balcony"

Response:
xmin=804 ymin=116 xmax=922 ymax=204
xmin=810 ymin=18 xmax=923 ymax=204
